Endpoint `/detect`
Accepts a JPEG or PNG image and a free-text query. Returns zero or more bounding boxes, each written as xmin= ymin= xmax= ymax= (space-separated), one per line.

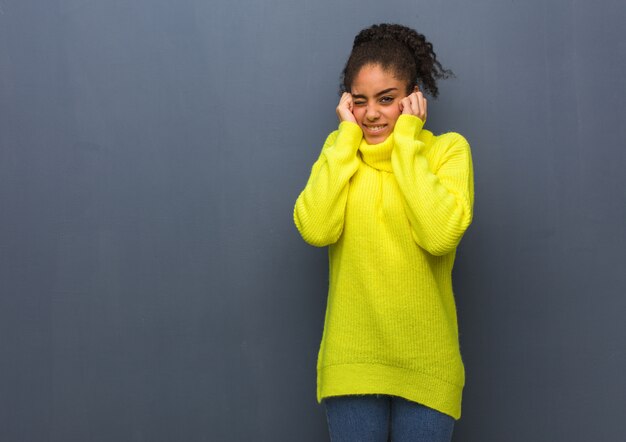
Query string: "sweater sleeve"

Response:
xmin=293 ymin=121 xmax=363 ymax=247
xmin=391 ymin=114 xmax=474 ymax=256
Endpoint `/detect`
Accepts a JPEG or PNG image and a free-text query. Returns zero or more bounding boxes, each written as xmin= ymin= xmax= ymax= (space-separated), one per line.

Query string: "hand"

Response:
xmin=336 ymin=92 xmax=357 ymax=124
xmin=399 ymin=91 xmax=427 ymax=123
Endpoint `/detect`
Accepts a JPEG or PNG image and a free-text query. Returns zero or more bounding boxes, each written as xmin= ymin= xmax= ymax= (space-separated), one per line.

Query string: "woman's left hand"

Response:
xmin=399 ymin=91 xmax=427 ymax=123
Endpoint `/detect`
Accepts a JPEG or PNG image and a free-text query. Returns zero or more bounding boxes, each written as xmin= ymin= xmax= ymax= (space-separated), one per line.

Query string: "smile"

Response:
xmin=365 ymin=125 xmax=387 ymax=133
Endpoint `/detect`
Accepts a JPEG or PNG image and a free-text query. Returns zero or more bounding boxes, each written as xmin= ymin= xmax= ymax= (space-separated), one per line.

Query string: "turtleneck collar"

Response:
xmin=358 ymin=133 xmax=395 ymax=172
xmin=358 ymin=129 xmax=433 ymax=173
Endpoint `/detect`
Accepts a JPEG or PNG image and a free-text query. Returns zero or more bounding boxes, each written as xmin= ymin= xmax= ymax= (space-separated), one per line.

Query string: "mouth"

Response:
xmin=364 ymin=124 xmax=387 ymax=134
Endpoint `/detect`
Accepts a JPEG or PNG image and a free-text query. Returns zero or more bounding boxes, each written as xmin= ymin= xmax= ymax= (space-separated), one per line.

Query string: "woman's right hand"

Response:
xmin=336 ymin=92 xmax=357 ymax=124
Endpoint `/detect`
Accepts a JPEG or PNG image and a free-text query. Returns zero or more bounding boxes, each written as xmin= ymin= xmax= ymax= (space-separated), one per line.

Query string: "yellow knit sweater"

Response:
xmin=293 ymin=114 xmax=474 ymax=419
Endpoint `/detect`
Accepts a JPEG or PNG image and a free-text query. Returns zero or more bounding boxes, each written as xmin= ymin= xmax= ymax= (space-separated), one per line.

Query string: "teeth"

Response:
xmin=368 ymin=125 xmax=385 ymax=132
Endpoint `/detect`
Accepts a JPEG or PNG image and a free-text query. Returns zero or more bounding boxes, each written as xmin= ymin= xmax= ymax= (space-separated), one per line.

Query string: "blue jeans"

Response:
xmin=323 ymin=394 xmax=455 ymax=442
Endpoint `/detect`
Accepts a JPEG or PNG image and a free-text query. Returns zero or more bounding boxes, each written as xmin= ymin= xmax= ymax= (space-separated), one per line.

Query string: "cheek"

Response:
xmin=385 ymin=107 xmax=402 ymax=125
xmin=352 ymin=107 xmax=366 ymax=121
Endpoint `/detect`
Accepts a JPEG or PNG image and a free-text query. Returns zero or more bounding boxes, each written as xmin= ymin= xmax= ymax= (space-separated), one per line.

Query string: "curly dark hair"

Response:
xmin=340 ymin=23 xmax=455 ymax=99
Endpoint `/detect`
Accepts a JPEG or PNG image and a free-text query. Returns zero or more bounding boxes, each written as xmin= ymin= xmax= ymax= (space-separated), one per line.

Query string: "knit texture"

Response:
xmin=293 ymin=114 xmax=474 ymax=420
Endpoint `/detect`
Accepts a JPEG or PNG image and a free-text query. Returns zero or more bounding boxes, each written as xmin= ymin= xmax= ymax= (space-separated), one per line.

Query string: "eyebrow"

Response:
xmin=351 ymin=88 xmax=399 ymax=100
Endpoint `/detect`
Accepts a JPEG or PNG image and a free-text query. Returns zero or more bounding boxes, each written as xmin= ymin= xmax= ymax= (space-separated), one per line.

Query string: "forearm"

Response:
xmin=294 ymin=121 xmax=363 ymax=246
xmin=391 ymin=115 xmax=474 ymax=256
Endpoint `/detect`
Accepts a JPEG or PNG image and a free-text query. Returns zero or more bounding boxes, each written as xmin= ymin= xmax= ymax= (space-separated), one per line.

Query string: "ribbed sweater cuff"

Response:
xmin=334 ymin=121 xmax=363 ymax=151
xmin=394 ymin=114 xmax=425 ymax=141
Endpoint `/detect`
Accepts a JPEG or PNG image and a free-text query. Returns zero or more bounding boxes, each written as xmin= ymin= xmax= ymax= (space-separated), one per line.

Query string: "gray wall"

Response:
xmin=1 ymin=0 xmax=625 ymax=440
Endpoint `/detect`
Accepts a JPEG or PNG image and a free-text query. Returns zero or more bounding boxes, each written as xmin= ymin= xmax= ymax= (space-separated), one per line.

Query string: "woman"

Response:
xmin=293 ymin=23 xmax=475 ymax=441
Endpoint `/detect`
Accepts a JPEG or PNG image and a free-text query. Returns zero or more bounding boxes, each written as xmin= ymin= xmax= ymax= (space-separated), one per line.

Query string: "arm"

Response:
xmin=391 ymin=114 xmax=474 ymax=256
xmin=293 ymin=121 xmax=362 ymax=247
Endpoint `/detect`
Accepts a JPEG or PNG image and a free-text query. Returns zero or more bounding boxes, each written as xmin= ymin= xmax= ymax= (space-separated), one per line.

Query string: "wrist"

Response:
xmin=395 ymin=114 xmax=425 ymax=140
xmin=336 ymin=120 xmax=363 ymax=147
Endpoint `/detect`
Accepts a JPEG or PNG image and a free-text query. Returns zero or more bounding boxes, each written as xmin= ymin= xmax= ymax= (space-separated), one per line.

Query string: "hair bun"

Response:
xmin=342 ymin=23 xmax=455 ymax=99
xmin=354 ymin=23 xmax=412 ymax=48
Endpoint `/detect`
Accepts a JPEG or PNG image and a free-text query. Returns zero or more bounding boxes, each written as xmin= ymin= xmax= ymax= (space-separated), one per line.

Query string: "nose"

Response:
xmin=365 ymin=104 xmax=380 ymax=121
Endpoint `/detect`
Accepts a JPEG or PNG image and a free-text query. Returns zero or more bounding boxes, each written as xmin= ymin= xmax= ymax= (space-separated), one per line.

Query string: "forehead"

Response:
xmin=351 ymin=64 xmax=405 ymax=94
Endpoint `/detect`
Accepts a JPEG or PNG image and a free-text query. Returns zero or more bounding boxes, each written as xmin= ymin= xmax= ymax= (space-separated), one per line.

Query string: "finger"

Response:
xmin=346 ymin=96 xmax=354 ymax=114
xmin=409 ymin=93 xmax=420 ymax=115
xmin=338 ymin=93 xmax=350 ymax=113
xmin=415 ymin=92 xmax=427 ymax=120
xmin=415 ymin=93 xmax=425 ymax=120
xmin=337 ymin=93 xmax=356 ymax=123
xmin=401 ymin=97 xmax=412 ymax=114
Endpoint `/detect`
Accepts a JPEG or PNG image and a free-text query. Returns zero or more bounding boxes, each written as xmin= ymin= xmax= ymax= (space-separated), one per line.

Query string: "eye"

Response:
xmin=380 ymin=96 xmax=394 ymax=104
xmin=353 ymin=100 xmax=366 ymax=106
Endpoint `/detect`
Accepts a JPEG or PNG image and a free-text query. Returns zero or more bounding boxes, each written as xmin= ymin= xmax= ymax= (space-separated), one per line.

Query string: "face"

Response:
xmin=350 ymin=64 xmax=414 ymax=144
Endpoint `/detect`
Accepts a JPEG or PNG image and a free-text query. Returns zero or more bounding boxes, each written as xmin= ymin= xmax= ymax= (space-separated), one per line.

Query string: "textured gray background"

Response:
xmin=1 ymin=0 xmax=625 ymax=441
